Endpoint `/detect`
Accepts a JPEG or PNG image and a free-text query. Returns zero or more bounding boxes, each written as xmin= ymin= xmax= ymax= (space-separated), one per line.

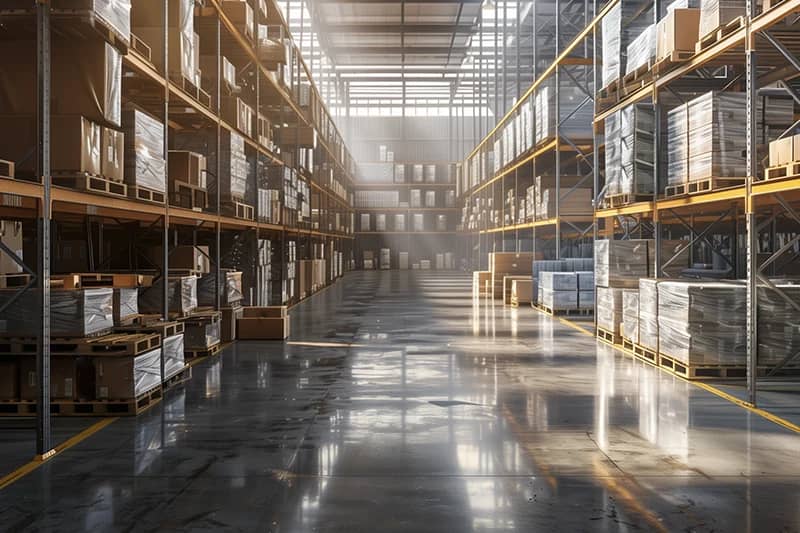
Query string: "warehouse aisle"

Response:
xmin=2 ymin=271 xmax=800 ymax=532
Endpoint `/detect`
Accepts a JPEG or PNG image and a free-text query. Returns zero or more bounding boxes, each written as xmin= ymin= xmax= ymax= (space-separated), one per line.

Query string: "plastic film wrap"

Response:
xmin=138 ymin=277 xmax=197 ymax=314
xmin=197 ymin=271 xmax=244 ymax=307
xmin=113 ymin=287 xmax=138 ymax=325
xmin=625 ymin=24 xmax=656 ymax=75
xmin=134 ymin=348 xmax=162 ymax=397
xmin=578 ymin=290 xmax=595 ymax=309
xmin=531 ymin=260 xmax=567 ymax=303
xmin=757 ymin=284 xmax=800 ymax=367
xmin=594 ymin=239 xmax=652 ymax=287
xmin=163 ymin=334 xmax=185 ymax=380
xmin=90 ymin=0 xmax=132 ymax=40
xmin=540 ymin=271 xmax=578 ymax=291
xmin=667 ymin=103 xmax=689 ymax=186
xmin=184 ymin=318 xmax=221 ymax=350
xmin=105 ymin=43 xmax=122 ymax=127
xmin=657 ymin=281 xmax=746 ymax=365
xmin=0 ymin=288 xmax=113 ymax=337
xmin=620 ymin=104 xmax=656 ymax=195
xmin=602 ymin=3 xmax=622 ymax=87
xmin=565 ymin=258 xmax=594 ymax=272
xmin=605 ymin=111 xmax=622 ymax=195
xmin=597 ymin=286 xmax=624 ymax=335
xmin=622 ymin=289 xmax=640 ymax=343
xmin=178 ymin=0 xmax=195 ymax=80
xmin=576 ymin=271 xmax=595 ymax=291
xmin=123 ymin=107 xmax=166 ymax=192
xmin=638 ymin=278 xmax=660 ymax=351
xmin=699 ymin=0 xmax=745 ymax=39
xmin=542 ymin=289 xmax=578 ymax=310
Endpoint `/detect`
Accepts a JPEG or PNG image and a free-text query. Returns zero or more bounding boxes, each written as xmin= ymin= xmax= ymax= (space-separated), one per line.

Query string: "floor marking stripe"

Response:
xmin=0 ymin=417 xmax=118 ymax=491
xmin=530 ymin=306 xmax=800 ymax=435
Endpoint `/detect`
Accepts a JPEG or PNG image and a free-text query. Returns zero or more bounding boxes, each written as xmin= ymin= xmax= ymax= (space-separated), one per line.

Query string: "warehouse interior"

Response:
xmin=1 ymin=0 xmax=800 ymax=530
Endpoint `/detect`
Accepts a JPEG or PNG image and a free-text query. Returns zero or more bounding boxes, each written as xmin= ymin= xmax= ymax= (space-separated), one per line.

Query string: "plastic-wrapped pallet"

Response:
xmin=197 ymin=270 xmax=243 ymax=307
xmin=57 ymin=0 xmax=132 ymax=41
xmin=638 ymin=278 xmax=660 ymax=352
xmin=601 ymin=3 xmax=623 ymax=88
xmin=0 ymin=288 xmax=113 ymax=337
xmin=578 ymin=288 xmax=595 ymax=309
xmin=757 ymin=284 xmax=800 ymax=367
xmin=139 ymin=276 xmax=197 ymax=315
xmin=565 ymin=258 xmax=594 ymax=273
xmin=163 ymin=334 xmax=186 ymax=380
xmin=542 ymin=289 xmax=578 ymax=310
xmin=657 ymin=281 xmax=746 ymax=365
xmin=95 ymin=346 xmax=162 ymax=399
xmin=217 ymin=130 xmax=248 ymax=201
xmin=667 ymin=103 xmax=689 ymax=186
xmin=532 ymin=260 xmax=567 ymax=303
xmin=576 ymin=271 xmax=594 ymax=291
xmin=622 ymin=289 xmax=640 ymax=343
xmin=184 ymin=317 xmax=221 ymax=350
xmin=699 ymin=0 xmax=744 ymax=39
xmin=597 ymin=286 xmax=625 ymax=335
xmin=122 ymin=106 xmax=166 ymax=192
xmin=687 ymin=91 xmax=748 ymax=181
xmin=620 ymin=104 xmax=656 ymax=195
xmin=594 ymin=239 xmax=652 ymax=287
xmin=113 ymin=287 xmax=138 ymax=325
xmin=605 ymin=111 xmax=622 ymax=195
xmin=535 ymin=81 xmax=593 ymax=144
xmin=540 ymin=271 xmax=578 ymax=291
xmin=625 ymin=24 xmax=656 ymax=75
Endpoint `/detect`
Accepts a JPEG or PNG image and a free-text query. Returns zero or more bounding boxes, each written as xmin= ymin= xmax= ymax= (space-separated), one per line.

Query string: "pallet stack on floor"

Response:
xmin=531 ymin=259 xmax=594 ymax=314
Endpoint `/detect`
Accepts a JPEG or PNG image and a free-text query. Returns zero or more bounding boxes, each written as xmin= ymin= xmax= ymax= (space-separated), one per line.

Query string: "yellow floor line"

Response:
xmin=533 ymin=306 xmax=800 ymax=435
xmin=0 ymin=417 xmax=118 ymax=491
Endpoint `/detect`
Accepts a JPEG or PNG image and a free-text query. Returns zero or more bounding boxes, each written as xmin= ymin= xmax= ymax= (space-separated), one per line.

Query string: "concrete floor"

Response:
xmin=1 ymin=270 xmax=800 ymax=532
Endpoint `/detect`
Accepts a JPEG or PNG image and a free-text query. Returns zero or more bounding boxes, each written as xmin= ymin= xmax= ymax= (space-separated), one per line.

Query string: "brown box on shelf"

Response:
xmin=51 ymin=115 xmax=103 ymax=177
xmin=169 ymin=150 xmax=207 ymax=188
xmin=222 ymin=0 xmax=255 ymax=41
xmin=0 ymin=359 xmax=18 ymax=400
xmin=221 ymin=96 xmax=255 ymax=138
xmin=221 ymin=306 xmax=244 ymax=342
xmin=276 ymin=126 xmax=318 ymax=149
xmin=19 ymin=356 xmax=76 ymax=401
xmin=101 ymin=126 xmax=124 ymax=182
xmin=237 ymin=307 xmax=290 ymax=340
xmin=656 ymin=9 xmax=701 ymax=61
xmin=0 ymin=221 xmax=23 ymax=275
xmin=147 ymin=245 xmax=210 ymax=273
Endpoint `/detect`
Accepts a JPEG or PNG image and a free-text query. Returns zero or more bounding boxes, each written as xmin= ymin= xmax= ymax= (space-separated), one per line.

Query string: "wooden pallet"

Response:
xmin=602 ymin=192 xmax=653 ymax=209
xmin=0 ymin=273 xmax=31 ymax=288
xmin=696 ymin=16 xmax=746 ymax=54
xmin=51 ymin=272 xmax=153 ymax=289
xmin=620 ymin=60 xmax=655 ymax=96
xmin=765 ymin=162 xmax=800 ymax=181
xmin=130 ymin=32 xmax=153 ymax=64
xmin=0 ymin=332 xmax=160 ymax=356
xmin=0 ymin=386 xmax=162 ymax=417
xmin=185 ymin=342 xmax=221 ymax=359
xmin=170 ymin=180 xmax=208 ymax=211
xmin=128 ymin=184 xmax=166 ymax=204
xmin=596 ymin=326 xmax=621 ymax=345
xmin=541 ymin=305 xmax=593 ymax=316
xmin=658 ymin=352 xmax=747 ymax=380
xmin=117 ymin=313 xmax=144 ymax=327
xmin=221 ymin=200 xmax=255 ymax=221
xmin=164 ymin=365 xmax=192 ymax=390
xmin=117 ymin=318 xmax=184 ymax=339
xmin=173 ymin=75 xmax=212 ymax=109
xmin=0 ymin=158 xmax=14 ymax=179
xmin=664 ymin=177 xmax=745 ymax=198
xmin=52 ymin=173 xmax=127 ymax=198
xmin=633 ymin=342 xmax=658 ymax=364
xmin=651 ymin=50 xmax=695 ymax=76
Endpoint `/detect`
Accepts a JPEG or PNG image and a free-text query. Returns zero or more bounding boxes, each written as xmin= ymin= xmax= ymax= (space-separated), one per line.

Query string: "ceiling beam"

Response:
xmin=325 ymin=23 xmax=476 ymax=33
xmin=314 ymin=0 xmax=482 ymax=3
xmin=328 ymin=46 xmax=469 ymax=55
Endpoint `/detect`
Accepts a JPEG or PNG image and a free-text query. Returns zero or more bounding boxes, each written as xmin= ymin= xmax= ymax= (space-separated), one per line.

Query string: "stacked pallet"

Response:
xmin=489 ymin=253 xmax=537 ymax=299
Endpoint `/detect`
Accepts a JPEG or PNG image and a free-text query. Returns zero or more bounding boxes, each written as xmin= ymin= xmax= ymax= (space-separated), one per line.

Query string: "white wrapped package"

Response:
xmin=638 ymin=278 xmax=660 ymax=351
xmin=134 ymin=347 xmax=163 ymax=397
xmin=542 ymin=289 xmax=578 ymax=310
xmin=113 ymin=287 xmax=139 ymax=325
xmin=597 ymin=286 xmax=625 ymax=335
xmin=620 ymin=103 xmax=656 ymax=195
xmin=657 ymin=281 xmax=746 ymax=365
xmin=622 ymin=289 xmax=640 ymax=343
xmin=0 ymin=288 xmax=113 ymax=337
xmin=605 ymin=110 xmax=622 ymax=195
xmin=699 ymin=0 xmax=745 ymax=39
xmin=540 ymin=271 xmax=578 ymax=291
xmin=576 ymin=271 xmax=595 ymax=291
xmin=578 ymin=290 xmax=595 ymax=309
xmin=594 ymin=239 xmax=652 ymax=287
xmin=757 ymin=284 xmax=800 ymax=367
xmin=602 ymin=3 xmax=622 ymax=87
xmin=138 ymin=276 xmax=197 ymax=314
xmin=178 ymin=0 xmax=195 ymax=80
xmin=123 ymin=107 xmax=166 ymax=192
xmin=625 ymin=24 xmax=656 ymax=75
xmin=163 ymin=334 xmax=186 ymax=380
xmin=667 ymin=103 xmax=689 ymax=186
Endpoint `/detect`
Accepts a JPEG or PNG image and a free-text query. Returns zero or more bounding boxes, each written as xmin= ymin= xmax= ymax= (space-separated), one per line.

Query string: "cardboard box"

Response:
xmin=51 ymin=115 xmax=102 ymax=176
xmin=237 ymin=307 xmax=289 ymax=340
xmin=511 ymin=279 xmax=533 ymax=304
xmin=276 ymin=127 xmax=318 ymax=149
xmin=20 ymin=356 xmax=76 ymax=401
xmin=95 ymin=349 xmax=162 ymax=400
xmin=657 ymin=9 xmax=701 ymax=61
xmin=222 ymin=0 xmax=254 ymax=40
xmin=169 ymin=150 xmax=207 ymax=188
xmin=221 ymin=306 xmax=243 ymax=342
xmin=0 ymin=360 xmax=19 ymax=400
xmin=769 ymin=135 xmax=800 ymax=167
xmin=0 ymin=221 xmax=23 ymax=275
xmin=101 ymin=126 xmax=124 ymax=182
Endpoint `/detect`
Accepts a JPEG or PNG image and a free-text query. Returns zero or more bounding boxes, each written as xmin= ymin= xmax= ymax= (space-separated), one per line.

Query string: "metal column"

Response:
xmin=745 ymin=3 xmax=758 ymax=405
xmin=36 ymin=0 xmax=52 ymax=458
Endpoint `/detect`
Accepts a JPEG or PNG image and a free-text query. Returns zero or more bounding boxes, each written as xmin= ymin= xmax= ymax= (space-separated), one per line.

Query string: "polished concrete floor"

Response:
xmin=1 ymin=270 xmax=800 ymax=532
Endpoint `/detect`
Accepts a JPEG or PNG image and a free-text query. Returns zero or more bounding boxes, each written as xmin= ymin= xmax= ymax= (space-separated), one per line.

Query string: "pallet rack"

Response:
xmin=0 ymin=0 xmax=356 ymax=456
xmin=459 ymin=0 xmax=800 ymax=405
